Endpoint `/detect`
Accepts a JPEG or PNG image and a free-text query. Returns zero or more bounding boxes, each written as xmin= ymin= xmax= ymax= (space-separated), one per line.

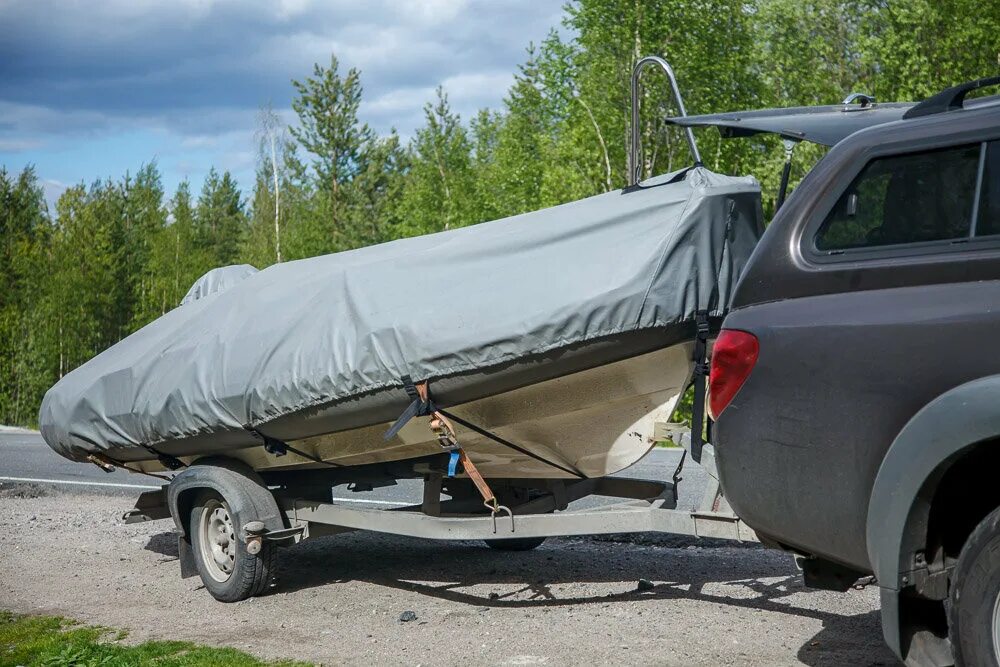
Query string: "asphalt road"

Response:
xmin=0 ymin=427 xmax=707 ymax=510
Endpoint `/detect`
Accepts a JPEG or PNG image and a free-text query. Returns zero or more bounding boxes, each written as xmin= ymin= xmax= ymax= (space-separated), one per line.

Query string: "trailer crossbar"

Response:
xmin=279 ymin=470 xmax=757 ymax=543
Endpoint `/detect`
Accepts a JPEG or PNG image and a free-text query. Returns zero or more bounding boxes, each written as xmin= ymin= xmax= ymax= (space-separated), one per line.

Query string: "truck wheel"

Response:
xmin=484 ymin=536 xmax=546 ymax=551
xmin=949 ymin=505 xmax=1000 ymax=666
xmin=189 ymin=490 xmax=276 ymax=602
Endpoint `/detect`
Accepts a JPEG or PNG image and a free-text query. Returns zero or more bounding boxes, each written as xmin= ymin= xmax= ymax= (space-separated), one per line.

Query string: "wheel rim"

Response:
xmin=198 ymin=498 xmax=237 ymax=583
xmin=993 ymin=588 xmax=1000 ymax=663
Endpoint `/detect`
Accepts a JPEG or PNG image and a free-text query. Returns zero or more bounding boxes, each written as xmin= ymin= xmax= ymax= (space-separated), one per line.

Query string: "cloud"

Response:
xmin=0 ymin=0 xmax=563 ymax=137
xmin=0 ymin=138 xmax=44 ymax=153
xmin=0 ymin=0 xmax=564 ymax=199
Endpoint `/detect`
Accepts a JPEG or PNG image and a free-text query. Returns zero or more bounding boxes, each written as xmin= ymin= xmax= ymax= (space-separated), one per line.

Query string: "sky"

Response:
xmin=0 ymin=0 xmax=565 ymax=209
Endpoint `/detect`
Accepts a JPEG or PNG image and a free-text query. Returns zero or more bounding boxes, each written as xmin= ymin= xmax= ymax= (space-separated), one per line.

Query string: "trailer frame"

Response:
xmin=123 ymin=425 xmax=756 ymax=601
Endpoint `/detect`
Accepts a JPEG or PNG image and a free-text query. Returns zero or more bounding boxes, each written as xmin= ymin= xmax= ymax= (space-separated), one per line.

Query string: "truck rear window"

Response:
xmin=815 ymin=143 xmax=982 ymax=252
xmin=975 ymin=141 xmax=1000 ymax=237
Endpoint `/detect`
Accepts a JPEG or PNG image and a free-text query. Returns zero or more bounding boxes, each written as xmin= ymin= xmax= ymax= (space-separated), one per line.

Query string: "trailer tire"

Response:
xmin=189 ymin=489 xmax=276 ymax=602
xmin=948 ymin=505 xmax=1000 ymax=666
xmin=484 ymin=536 xmax=546 ymax=551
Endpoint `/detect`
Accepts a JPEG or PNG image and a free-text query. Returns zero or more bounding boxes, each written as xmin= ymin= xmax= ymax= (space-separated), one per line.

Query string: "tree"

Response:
xmin=253 ymin=103 xmax=288 ymax=264
xmin=0 ymin=166 xmax=51 ymax=425
xmin=125 ymin=163 xmax=168 ymax=327
xmin=290 ymin=55 xmax=404 ymax=251
xmin=858 ymin=0 xmax=1000 ymax=101
xmin=290 ymin=55 xmax=370 ymax=247
xmin=196 ymin=168 xmax=245 ymax=266
xmin=397 ymin=87 xmax=476 ymax=236
xmin=479 ymin=45 xmax=556 ymax=218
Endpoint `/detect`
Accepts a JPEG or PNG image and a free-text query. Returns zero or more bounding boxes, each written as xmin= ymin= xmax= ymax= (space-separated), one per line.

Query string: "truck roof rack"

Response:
xmin=903 ymin=75 xmax=1000 ymax=119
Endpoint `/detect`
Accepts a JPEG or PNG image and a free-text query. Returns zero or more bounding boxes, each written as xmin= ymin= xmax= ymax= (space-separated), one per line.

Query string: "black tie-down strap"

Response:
xmin=689 ymin=310 xmax=711 ymax=464
xmin=384 ymin=376 xmax=587 ymax=479
xmin=250 ymin=428 xmax=341 ymax=468
xmin=140 ymin=444 xmax=187 ymax=471
xmin=383 ymin=375 xmax=439 ymax=442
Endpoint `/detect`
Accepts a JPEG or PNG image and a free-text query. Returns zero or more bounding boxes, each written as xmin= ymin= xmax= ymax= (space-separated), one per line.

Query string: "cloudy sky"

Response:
xmin=0 ymin=0 xmax=565 ymax=207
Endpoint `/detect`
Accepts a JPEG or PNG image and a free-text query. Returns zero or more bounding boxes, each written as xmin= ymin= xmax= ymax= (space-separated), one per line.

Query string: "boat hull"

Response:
xmin=130 ymin=342 xmax=694 ymax=479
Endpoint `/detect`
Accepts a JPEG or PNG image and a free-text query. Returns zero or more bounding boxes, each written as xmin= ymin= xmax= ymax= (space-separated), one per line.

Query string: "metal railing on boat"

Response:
xmin=628 ymin=55 xmax=703 ymax=187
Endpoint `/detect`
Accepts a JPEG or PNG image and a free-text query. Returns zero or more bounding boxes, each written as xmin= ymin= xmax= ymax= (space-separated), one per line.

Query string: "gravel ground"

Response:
xmin=0 ymin=485 xmax=900 ymax=666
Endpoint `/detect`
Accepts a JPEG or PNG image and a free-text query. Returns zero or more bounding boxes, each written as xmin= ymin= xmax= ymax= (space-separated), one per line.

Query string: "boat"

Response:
xmin=39 ymin=165 xmax=762 ymax=482
xmin=39 ymin=56 xmax=764 ymax=486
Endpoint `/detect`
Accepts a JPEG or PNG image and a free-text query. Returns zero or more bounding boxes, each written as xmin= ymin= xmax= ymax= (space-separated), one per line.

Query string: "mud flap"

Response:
xmin=177 ymin=535 xmax=198 ymax=579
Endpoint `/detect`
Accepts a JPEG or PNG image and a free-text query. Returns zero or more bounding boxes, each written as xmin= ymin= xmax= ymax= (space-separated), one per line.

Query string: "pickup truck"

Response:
xmin=671 ymin=77 xmax=1000 ymax=666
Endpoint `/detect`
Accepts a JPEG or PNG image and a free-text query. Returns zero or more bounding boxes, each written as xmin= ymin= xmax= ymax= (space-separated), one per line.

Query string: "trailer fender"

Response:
xmin=166 ymin=456 xmax=285 ymax=540
xmin=867 ymin=376 xmax=1000 ymax=659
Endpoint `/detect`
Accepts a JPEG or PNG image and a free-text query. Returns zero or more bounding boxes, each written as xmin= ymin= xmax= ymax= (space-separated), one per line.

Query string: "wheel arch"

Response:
xmin=166 ymin=456 xmax=285 ymax=539
xmin=867 ymin=376 xmax=1000 ymax=660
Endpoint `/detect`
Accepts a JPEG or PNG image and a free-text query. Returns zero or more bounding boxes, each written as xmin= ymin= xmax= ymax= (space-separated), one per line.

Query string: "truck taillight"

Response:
xmin=708 ymin=329 xmax=758 ymax=420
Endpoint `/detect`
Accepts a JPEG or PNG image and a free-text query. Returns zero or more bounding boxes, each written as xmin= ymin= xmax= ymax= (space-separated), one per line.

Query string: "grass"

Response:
xmin=0 ymin=611 xmax=310 ymax=667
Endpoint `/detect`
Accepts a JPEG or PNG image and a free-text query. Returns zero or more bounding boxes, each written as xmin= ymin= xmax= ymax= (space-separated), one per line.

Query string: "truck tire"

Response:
xmin=189 ymin=489 xmax=276 ymax=602
xmin=949 ymin=505 xmax=1000 ymax=666
xmin=484 ymin=536 xmax=546 ymax=551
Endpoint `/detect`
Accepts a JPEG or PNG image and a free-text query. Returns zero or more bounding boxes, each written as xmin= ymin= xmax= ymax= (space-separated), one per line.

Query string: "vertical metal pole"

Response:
xmin=776 ymin=139 xmax=797 ymax=211
xmin=629 ymin=55 xmax=702 ymax=187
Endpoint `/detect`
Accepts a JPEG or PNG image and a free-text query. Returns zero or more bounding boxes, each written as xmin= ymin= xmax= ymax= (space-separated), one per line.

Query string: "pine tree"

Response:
xmin=196 ymin=168 xmax=246 ymax=267
xmin=0 ymin=167 xmax=51 ymax=425
xmin=290 ymin=55 xmax=404 ymax=252
xmin=397 ymin=87 xmax=476 ymax=236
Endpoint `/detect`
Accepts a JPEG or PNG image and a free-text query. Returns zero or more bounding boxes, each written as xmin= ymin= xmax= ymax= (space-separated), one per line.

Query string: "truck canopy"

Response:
xmin=667 ymin=93 xmax=1000 ymax=147
xmin=666 ymin=101 xmax=914 ymax=146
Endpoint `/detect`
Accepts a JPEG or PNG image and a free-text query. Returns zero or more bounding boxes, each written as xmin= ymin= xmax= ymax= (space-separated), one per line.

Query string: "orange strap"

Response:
xmin=416 ymin=381 xmax=498 ymax=508
xmin=457 ymin=449 xmax=496 ymax=507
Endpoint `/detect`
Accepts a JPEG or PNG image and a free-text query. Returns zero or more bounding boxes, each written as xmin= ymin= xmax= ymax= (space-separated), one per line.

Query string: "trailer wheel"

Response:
xmin=189 ymin=490 xmax=276 ymax=602
xmin=949 ymin=505 xmax=1000 ymax=666
xmin=484 ymin=536 xmax=546 ymax=551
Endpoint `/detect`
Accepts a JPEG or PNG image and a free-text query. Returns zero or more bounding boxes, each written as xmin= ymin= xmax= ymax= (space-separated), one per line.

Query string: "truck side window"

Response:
xmin=815 ymin=144 xmax=981 ymax=252
xmin=975 ymin=141 xmax=1000 ymax=237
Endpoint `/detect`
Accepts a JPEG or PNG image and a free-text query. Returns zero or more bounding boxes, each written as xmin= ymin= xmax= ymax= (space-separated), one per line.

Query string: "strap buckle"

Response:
xmin=430 ymin=416 xmax=460 ymax=451
xmin=86 ymin=453 xmax=118 ymax=473
xmin=695 ymin=310 xmax=710 ymax=337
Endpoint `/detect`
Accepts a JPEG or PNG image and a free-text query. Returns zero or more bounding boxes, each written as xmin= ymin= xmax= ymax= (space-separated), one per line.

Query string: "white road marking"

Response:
xmin=0 ymin=475 xmax=412 ymax=506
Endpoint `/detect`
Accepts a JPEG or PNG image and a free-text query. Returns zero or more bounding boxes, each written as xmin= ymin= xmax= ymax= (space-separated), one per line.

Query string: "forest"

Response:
xmin=1 ymin=0 xmax=998 ymax=426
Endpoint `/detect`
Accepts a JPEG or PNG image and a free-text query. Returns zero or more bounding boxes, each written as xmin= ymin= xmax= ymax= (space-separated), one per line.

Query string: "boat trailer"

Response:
xmin=124 ymin=426 xmax=756 ymax=559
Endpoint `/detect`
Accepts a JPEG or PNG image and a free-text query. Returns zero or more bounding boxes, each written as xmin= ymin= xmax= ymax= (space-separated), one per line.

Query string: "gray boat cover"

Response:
xmin=180 ymin=264 xmax=258 ymax=306
xmin=40 ymin=167 xmax=763 ymax=461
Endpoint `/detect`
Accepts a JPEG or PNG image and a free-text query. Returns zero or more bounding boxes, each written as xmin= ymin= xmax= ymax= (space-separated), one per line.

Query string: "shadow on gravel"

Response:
xmin=0 ymin=482 xmax=51 ymax=499
xmin=143 ymin=531 xmax=178 ymax=558
xmin=798 ymin=610 xmax=901 ymax=666
xmin=276 ymin=532 xmax=789 ymax=606
xmin=275 ymin=532 xmax=850 ymax=611
xmin=270 ymin=531 xmax=899 ymax=662
xmin=142 ymin=526 xmax=897 ymax=663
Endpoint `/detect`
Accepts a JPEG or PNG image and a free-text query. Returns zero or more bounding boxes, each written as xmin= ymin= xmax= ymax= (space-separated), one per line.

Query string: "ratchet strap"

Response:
xmin=385 ymin=377 xmax=524 ymax=518
xmin=689 ymin=310 xmax=710 ymax=464
xmin=384 ymin=376 xmax=586 ymax=479
xmin=407 ymin=380 xmax=499 ymax=510
xmin=86 ymin=452 xmax=172 ymax=481
xmin=688 ymin=200 xmax=734 ymax=464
